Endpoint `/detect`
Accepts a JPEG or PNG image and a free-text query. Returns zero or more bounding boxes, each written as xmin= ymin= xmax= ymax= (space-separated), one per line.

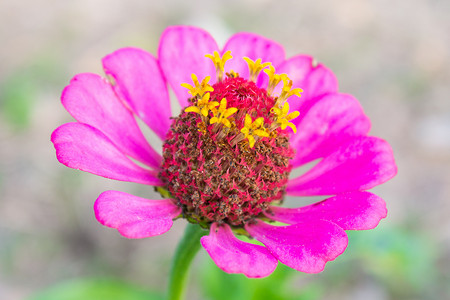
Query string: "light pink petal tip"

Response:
xmin=246 ymin=220 xmax=348 ymax=273
xmin=201 ymin=223 xmax=278 ymax=278
xmin=223 ymin=32 xmax=285 ymax=82
xmin=159 ymin=26 xmax=219 ymax=108
xmin=102 ymin=47 xmax=172 ymax=140
xmin=287 ymin=136 xmax=397 ymax=196
xmin=94 ymin=190 xmax=180 ymax=238
xmin=61 ymin=73 xmax=161 ymax=169
xmin=290 ymin=93 xmax=371 ymax=167
xmin=268 ymin=191 xmax=387 ymax=230
xmin=51 ymin=123 xmax=162 ymax=186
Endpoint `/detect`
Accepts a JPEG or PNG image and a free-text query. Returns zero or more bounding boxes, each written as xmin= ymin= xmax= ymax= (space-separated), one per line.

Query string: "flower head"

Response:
xmin=51 ymin=26 xmax=397 ymax=278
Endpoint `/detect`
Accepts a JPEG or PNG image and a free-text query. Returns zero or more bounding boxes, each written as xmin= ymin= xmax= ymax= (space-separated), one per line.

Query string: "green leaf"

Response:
xmin=28 ymin=278 xmax=163 ymax=300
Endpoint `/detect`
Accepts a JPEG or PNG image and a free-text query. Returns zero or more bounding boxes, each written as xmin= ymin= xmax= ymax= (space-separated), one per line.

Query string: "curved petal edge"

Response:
xmin=246 ymin=220 xmax=348 ymax=273
xmin=51 ymin=122 xmax=162 ymax=186
xmin=289 ymin=93 xmax=371 ymax=167
xmin=287 ymin=136 xmax=397 ymax=196
xmin=159 ymin=26 xmax=219 ymax=108
xmin=201 ymin=223 xmax=278 ymax=278
xmin=61 ymin=72 xmax=161 ymax=168
xmin=102 ymin=47 xmax=172 ymax=140
xmin=267 ymin=191 xmax=387 ymax=230
xmin=94 ymin=190 xmax=181 ymax=238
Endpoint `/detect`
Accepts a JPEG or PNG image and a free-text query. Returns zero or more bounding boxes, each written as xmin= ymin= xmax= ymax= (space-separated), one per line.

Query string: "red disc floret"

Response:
xmin=159 ymin=76 xmax=294 ymax=228
xmin=211 ymin=77 xmax=276 ymax=128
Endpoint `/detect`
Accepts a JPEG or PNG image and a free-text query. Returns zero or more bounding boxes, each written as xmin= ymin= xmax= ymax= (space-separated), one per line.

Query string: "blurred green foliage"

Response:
xmin=201 ymin=261 xmax=323 ymax=300
xmin=199 ymin=224 xmax=440 ymax=300
xmin=0 ymin=73 xmax=35 ymax=129
xmin=0 ymin=53 xmax=64 ymax=129
xmin=345 ymin=225 xmax=439 ymax=298
xmin=27 ymin=224 xmax=442 ymax=300
xmin=28 ymin=278 xmax=163 ymax=300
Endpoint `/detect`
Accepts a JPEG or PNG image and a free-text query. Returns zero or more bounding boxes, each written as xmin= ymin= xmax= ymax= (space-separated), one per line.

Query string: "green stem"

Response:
xmin=167 ymin=223 xmax=207 ymax=300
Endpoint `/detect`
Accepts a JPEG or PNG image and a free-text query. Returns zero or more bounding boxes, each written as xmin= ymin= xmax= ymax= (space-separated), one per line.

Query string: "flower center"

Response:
xmin=159 ymin=52 xmax=302 ymax=228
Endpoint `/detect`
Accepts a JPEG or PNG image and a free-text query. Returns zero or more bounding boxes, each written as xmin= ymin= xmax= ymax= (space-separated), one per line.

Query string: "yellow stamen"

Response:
xmin=243 ymin=57 xmax=271 ymax=82
xmin=210 ymin=98 xmax=237 ymax=128
xmin=181 ymin=74 xmax=214 ymax=98
xmin=205 ymin=50 xmax=233 ymax=82
xmin=227 ymin=70 xmax=239 ymax=78
xmin=240 ymin=114 xmax=269 ymax=148
xmin=276 ymin=76 xmax=303 ymax=107
xmin=185 ymin=92 xmax=219 ymax=117
xmin=271 ymin=102 xmax=300 ymax=133
xmin=264 ymin=65 xmax=285 ymax=95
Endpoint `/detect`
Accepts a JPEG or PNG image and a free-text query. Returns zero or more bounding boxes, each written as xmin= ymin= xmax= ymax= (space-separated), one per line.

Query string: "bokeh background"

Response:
xmin=1 ymin=0 xmax=449 ymax=299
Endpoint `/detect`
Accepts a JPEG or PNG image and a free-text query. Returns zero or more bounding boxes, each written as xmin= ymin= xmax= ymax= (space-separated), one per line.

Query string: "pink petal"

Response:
xmin=287 ymin=136 xmax=397 ymax=196
xmin=277 ymin=55 xmax=315 ymax=87
xmin=158 ymin=26 xmax=219 ymax=108
xmin=268 ymin=191 xmax=387 ymax=230
xmin=102 ymin=47 xmax=172 ymax=140
xmin=223 ymin=32 xmax=285 ymax=82
xmin=201 ymin=223 xmax=278 ymax=278
xmin=62 ymin=73 xmax=161 ymax=168
xmin=290 ymin=93 xmax=371 ymax=167
xmin=246 ymin=220 xmax=348 ymax=273
xmin=94 ymin=190 xmax=180 ymax=238
xmin=278 ymin=56 xmax=338 ymax=114
xmin=51 ymin=122 xmax=162 ymax=185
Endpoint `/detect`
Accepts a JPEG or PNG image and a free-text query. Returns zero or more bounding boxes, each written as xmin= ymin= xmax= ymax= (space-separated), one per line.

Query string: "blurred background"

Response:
xmin=1 ymin=0 xmax=449 ymax=299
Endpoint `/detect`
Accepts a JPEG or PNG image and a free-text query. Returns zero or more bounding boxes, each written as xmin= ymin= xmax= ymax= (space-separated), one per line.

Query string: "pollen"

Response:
xmin=226 ymin=70 xmax=239 ymax=78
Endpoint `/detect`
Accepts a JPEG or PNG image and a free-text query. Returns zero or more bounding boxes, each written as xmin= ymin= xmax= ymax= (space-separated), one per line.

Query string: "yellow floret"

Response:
xmin=181 ymin=74 xmax=214 ymax=98
xmin=205 ymin=51 xmax=233 ymax=82
xmin=240 ymin=114 xmax=269 ymax=148
xmin=276 ymin=76 xmax=303 ymax=106
xmin=210 ymin=98 xmax=238 ymax=128
xmin=264 ymin=65 xmax=286 ymax=95
xmin=243 ymin=57 xmax=271 ymax=82
xmin=271 ymin=102 xmax=300 ymax=133
xmin=185 ymin=92 xmax=219 ymax=117
xmin=227 ymin=70 xmax=239 ymax=78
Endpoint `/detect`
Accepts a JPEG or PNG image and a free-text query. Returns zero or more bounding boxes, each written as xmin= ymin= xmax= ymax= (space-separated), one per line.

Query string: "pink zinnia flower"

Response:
xmin=51 ymin=26 xmax=397 ymax=278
